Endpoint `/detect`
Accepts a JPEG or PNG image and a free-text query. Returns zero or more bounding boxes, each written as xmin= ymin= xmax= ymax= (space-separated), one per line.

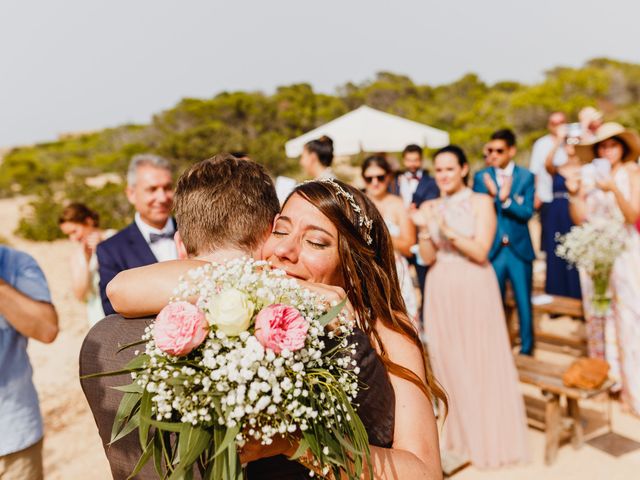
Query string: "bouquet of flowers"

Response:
xmin=99 ymin=258 xmax=371 ymax=480
xmin=556 ymin=218 xmax=628 ymax=314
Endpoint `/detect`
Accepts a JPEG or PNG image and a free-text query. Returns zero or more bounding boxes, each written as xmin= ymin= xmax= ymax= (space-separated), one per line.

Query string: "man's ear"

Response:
xmin=125 ymin=185 xmax=136 ymax=205
xmin=509 ymin=146 xmax=517 ymax=159
xmin=174 ymin=231 xmax=189 ymax=259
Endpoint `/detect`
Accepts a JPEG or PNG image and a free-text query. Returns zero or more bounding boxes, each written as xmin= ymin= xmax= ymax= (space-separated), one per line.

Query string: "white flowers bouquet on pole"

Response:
xmin=556 ymin=217 xmax=628 ymax=314
xmin=96 ymin=258 xmax=371 ymax=480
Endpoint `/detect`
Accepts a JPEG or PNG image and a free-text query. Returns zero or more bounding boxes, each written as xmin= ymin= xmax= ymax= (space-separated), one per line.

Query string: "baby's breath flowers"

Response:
xmin=556 ymin=217 xmax=628 ymax=314
xmin=102 ymin=257 xmax=371 ymax=480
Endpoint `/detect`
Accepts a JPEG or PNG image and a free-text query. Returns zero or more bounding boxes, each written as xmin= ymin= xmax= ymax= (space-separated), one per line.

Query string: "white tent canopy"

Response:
xmin=285 ymin=105 xmax=449 ymax=158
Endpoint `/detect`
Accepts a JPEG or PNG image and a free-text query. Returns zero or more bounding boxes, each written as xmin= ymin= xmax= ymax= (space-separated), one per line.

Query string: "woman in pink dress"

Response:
xmin=571 ymin=123 xmax=640 ymax=415
xmin=411 ymin=145 xmax=529 ymax=468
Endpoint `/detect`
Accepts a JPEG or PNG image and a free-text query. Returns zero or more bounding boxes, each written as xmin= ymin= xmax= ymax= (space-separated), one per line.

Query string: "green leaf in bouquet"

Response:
xmin=317 ymin=298 xmax=347 ymax=327
xmin=289 ymin=436 xmax=309 ymax=460
xmin=212 ymin=424 xmax=240 ymax=458
xmin=126 ymin=437 xmax=154 ymax=479
xmin=125 ymin=353 xmax=151 ymax=370
xmin=117 ymin=337 xmax=148 ymax=353
xmin=139 ymin=390 xmax=153 ymax=446
xmin=165 ymin=424 xmax=211 ymax=480
xmin=153 ymin=432 xmax=165 ymax=477
xmin=110 ymin=391 xmax=141 ymax=443
xmin=111 ymin=412 xmax=140 ymax=444
xmin=112 ymin=382 xmax=144 ymax=394
xmin=147 ymin=418 xmax=184 ymax=433
xmin=227 ymin=443 xmax=243 ymax=480
xmin=81 ymin=353 xmax=151 ymax=380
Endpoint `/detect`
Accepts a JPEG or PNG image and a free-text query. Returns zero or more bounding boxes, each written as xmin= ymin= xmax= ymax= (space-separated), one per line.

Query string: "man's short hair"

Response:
xmin=174 ymin=154 xmax=280 ymax=257
xmin=490 ymin=129 xmax=517 ymax=147
xmin=402 ymin=144 xmax=423 ymax=157
xmin=126 ymin=154 xmax=172 ymax=186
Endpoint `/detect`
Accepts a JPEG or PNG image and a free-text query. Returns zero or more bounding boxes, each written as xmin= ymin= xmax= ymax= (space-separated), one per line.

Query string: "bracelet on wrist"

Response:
xmin=418 ymin=230 xmax=431 ymax=242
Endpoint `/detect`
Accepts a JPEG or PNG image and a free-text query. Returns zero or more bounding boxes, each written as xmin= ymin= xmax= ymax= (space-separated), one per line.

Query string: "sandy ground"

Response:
xmin=2 ymin=195 xmax=640 ymax=479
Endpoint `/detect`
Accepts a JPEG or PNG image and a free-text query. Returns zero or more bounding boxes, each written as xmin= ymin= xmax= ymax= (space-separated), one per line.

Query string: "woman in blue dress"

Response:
xmin=542 ymin=133 xmax=582 ymax=299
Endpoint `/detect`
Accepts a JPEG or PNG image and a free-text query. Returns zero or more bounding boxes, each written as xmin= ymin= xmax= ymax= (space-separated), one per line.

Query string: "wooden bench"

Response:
xmin=515 ymin=354 xmax=613 ymax=464
xmin=506 ymin=294 xmax=587 ymax=356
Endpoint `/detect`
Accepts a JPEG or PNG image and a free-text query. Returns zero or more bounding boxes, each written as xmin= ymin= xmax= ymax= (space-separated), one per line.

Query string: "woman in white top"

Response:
xmin=58 ymin=203 xmax=115 ymax=326
xmin=362 ymin=155 xmax=418 ymax=324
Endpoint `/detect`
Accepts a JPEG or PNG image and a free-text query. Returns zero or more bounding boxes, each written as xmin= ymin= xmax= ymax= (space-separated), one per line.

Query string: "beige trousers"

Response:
xmin=0 ymin=439 xmax=43 ymax=480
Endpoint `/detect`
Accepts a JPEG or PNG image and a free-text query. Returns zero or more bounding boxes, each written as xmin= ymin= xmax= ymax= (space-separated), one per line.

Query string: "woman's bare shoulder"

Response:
xmin=375 ymin=319 xmax=425 ymax=375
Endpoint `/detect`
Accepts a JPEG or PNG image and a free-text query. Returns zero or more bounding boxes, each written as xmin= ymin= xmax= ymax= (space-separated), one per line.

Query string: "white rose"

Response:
xmin=206 ymin=288 xmax=254 ymax=336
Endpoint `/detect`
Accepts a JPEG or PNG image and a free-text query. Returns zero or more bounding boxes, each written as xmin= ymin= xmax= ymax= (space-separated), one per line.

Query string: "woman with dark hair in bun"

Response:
xmin=299 ymin=135 xmax=335 ymax=179
xmin=58 ymin=203 xmax=115 ymax=326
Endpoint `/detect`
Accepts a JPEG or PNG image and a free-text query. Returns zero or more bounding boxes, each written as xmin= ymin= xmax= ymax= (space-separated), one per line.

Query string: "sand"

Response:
xmin=2 ymin=195 xmax=640 ymax=479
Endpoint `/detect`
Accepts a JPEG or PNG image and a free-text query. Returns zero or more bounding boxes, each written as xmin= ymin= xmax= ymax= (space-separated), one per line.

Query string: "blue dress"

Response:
xmin=542 ymin=174 xmax=581 ymax=299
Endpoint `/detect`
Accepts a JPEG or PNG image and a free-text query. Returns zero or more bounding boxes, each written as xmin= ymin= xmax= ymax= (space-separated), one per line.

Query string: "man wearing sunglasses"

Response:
xmin=473 ymin=129 xmax=536 ymax=355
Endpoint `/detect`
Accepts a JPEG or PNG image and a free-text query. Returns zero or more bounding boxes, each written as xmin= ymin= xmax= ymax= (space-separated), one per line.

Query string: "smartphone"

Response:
xmin=592 ymin=158 xmax=611 ymax=181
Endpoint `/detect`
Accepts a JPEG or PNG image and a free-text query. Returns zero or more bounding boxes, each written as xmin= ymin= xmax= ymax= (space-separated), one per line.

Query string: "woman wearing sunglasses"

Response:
xmin=362 ymin=155 xmax=418 ymax=324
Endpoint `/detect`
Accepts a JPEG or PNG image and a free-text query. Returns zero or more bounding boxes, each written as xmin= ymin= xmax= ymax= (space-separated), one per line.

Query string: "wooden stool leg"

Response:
xmin=567 ymin=398 xmax=584 ymax=449
xmin=544 ymin=392 xmax=561 ymax=465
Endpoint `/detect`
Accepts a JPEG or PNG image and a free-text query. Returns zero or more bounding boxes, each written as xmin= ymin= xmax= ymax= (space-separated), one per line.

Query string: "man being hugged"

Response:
xmin=473 ymin=129 xmax=536 ymax=355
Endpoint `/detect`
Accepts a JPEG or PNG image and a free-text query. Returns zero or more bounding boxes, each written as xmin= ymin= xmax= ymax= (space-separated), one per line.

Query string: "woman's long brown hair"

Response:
xmin=291 ymin=181 xmax=448 ymax=410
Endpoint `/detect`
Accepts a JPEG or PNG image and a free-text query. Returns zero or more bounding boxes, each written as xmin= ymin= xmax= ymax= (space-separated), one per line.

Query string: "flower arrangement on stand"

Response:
xmin=556 ymin=217 xmax=628 ymax=315
xmin=89 ymin=258 xmax=371 ymax=480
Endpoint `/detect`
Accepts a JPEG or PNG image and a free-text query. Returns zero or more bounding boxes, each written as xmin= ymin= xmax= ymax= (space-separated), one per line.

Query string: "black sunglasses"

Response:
xmin=486 ymin=147 xmax=505 ymax=154
xmin=363 ymin=174 xmax=387 ymax=184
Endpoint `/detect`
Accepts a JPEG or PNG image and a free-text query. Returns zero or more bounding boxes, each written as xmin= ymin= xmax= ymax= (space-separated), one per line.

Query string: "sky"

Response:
xmin=2 ymin=0 xmax=639 ymax=147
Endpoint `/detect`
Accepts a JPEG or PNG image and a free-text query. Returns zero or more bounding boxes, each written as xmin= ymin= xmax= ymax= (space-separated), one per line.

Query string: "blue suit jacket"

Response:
xmin=96 ymin=221 xmax=172 ymax=315
xmin=390 ymin=170 xmax=440 ymax=207
xmin=472 ymin=165 xmax=535 ymax=262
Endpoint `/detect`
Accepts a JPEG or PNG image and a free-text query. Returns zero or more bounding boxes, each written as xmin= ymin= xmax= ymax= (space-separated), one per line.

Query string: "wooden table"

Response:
xmin=515 ymin=354 xmax=613 ymax=464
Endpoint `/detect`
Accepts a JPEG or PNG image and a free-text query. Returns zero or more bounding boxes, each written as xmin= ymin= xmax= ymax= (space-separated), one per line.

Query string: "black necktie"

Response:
xmin=149 ymin=232 xmax=174 ymax=244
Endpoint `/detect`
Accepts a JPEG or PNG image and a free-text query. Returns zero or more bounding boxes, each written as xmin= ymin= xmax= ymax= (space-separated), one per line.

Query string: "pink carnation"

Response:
xmin=254 ymin=304 xmax=309 ymax=354
xmin=153 ymin=301 xmax=209 ymax=356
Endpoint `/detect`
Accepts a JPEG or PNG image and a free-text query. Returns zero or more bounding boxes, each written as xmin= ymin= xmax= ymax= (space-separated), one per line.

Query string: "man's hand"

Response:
xmin=239 ymin=434 xmax=297 ymax=464
xmin=295 ymin=280 xmax=355 ymax=330
xmin=499 ymin=176 xmax=512 ymax=203
xmin=483 ymin=173 xmax=498 ymax=197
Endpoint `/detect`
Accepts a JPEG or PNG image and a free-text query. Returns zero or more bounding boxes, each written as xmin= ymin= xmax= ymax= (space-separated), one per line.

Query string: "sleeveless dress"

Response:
xmin=543 ymin=175 xmax=581 ymax=299
xmin=581 ymin=167 xmax=640 ymax=414
xmin=246 ymin=328 xmax=395 ymax=479
xmin=423 ymin=188 xmax=529 ymax=468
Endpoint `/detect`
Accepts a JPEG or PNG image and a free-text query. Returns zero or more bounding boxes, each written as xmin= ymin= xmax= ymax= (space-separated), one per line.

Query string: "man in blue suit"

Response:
xmin=473 ymin=129 xmax=536 ymax=355
xmin=97 ymin=154 xmax=177 ymax=315
xmin=389 ymin=144 xmax=440 ymax=209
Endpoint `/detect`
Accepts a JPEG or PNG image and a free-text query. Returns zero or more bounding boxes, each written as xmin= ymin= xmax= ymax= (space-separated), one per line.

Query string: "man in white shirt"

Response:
xmin=529 ymin=112 xmax=568 ymax=259
xmin=96 ymin=154 xmax=177 ymax=315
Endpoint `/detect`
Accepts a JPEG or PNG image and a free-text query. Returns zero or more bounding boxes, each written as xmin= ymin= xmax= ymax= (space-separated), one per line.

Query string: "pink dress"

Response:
xmin=423 ymin=188 xmax=529 ymax=468
xmin=581 ymin=167 xmax=640 ymax=414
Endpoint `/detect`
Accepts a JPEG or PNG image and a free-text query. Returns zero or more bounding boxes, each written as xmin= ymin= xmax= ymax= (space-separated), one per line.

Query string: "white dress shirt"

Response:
xmin=134 ymin=213 xmax=178 ymax=262
xmin=529 ymin=134 xmax=567 ymax=203
xmin=495 ymin=161 xmax=515 ymax=187
xmin=398 ymin=170 xmax=423 ymax=207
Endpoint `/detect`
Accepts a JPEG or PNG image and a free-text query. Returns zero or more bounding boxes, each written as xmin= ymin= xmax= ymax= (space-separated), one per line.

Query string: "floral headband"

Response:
xmin=310 ymin=177 xmax=374 ymax=245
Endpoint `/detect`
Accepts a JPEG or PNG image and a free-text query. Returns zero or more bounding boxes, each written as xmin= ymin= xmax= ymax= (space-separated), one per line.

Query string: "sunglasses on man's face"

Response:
xmin=363 ymin=174 xmax=387 ymax=184
xmin=486 ymin=147 xmax=506 ymax=155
